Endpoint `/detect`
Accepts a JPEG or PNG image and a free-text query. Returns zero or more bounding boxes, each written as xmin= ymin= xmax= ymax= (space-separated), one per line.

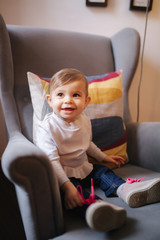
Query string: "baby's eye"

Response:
xmin=73 ymin=93 xmax=80 ymax=97
xmin=57 ymin=93 xmax=63 ymax=97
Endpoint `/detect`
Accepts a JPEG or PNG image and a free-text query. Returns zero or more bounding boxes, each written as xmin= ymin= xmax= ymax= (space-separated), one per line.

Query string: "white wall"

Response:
xmin=0 ymin=0 xmax=160 ymax=155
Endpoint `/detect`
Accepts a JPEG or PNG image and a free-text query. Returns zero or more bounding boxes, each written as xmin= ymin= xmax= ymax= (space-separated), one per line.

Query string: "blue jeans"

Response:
xmin=67 ymin=164 xmax=125 ymax=218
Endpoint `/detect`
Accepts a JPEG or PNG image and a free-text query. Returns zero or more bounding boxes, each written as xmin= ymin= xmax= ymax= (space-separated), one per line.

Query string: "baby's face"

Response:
xmin=47 ymin=80 xmax=90 ymax=123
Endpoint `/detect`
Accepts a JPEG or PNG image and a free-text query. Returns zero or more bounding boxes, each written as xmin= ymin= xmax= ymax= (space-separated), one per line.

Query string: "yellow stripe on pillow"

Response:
xmin=89 ymin=88 xmax=122 ymax=104
xmin=88 ymin=142 xmax=127 ymax=169
xmin=41 ymin=80 xmax=49 ymax=94
xmin=88 ymin=72 xmax=122 ymax=104
xmin=89 ymin=74 xmax=122 ymax=89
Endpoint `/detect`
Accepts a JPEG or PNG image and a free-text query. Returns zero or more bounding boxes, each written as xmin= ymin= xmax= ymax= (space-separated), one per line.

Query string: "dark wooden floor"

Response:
xmin=0 ymin=161 xmax=26 ymax=240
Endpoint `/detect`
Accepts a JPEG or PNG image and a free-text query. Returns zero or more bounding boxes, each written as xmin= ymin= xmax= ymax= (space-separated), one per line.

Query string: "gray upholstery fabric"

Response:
xmin=111 ymin=29 xmax=140 ymax=123
xmin=127 ymin=122 xmax=160 ymax=172
xmin=0 ymin=13 xmax=160 ymax=240
xmin=54 ymin=164 xmax=160 ymax=240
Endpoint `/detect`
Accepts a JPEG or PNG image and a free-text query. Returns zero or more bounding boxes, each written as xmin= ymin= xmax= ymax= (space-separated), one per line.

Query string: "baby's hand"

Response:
xmin=103 ymin=155 xmax=125 ymax=168
xmin=61 ymin=181 xmax=83 ymax=209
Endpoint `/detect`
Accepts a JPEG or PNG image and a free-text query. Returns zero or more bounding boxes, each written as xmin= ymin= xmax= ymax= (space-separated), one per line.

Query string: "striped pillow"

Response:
xmin=84 ymin=71 xmax=127 ymax=168
xmin=27 ymin=70 xmax=127 ymax=168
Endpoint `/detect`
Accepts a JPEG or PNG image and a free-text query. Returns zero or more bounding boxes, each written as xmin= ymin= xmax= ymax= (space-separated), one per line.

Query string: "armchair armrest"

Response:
xmin=126 ymin=122 xmax=160 ymax=173
xmin=2 ymin=132 xmax=64 ymax=240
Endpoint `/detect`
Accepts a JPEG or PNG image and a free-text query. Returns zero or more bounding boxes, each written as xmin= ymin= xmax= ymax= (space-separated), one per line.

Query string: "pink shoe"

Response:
xmin=117 ymin=178 xmax=160 ymax=208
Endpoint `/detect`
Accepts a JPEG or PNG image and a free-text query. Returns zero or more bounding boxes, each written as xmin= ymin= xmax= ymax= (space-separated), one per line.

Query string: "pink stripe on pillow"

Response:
xmin=100 ymin=130 xmax=126 ymax=151
xmin=89 ymin=71 xmax=121 ymax=84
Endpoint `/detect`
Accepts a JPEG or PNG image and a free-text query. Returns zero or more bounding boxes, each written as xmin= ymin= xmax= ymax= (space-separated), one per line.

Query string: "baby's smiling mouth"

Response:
xmin=61 ymin=107 xmax=75 ymax=111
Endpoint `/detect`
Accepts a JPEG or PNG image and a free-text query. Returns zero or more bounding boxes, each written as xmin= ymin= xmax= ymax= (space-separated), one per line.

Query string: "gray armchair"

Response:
xmin=1 ymin=14 xmax=160 ymax=240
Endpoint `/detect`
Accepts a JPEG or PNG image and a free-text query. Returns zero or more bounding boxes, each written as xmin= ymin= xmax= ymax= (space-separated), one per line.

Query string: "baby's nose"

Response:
xmin=64 ymin=95 xmax=73 ymax=103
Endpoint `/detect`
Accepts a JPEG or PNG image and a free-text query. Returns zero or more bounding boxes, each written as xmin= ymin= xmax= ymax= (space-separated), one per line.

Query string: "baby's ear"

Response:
xmin=85 ymin=96 xmax=91 ymax=108
xmin=46 ymin=94 xmax=52 ymax=106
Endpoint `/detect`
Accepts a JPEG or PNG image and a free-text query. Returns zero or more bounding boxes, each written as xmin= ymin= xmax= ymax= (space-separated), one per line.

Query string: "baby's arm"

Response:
xmin=87 ymin=141 xmax=125 ymax=167
xmin=36 ymin=122 xmax=83 ymax=209
xmin=102 ymin=155 xmax=125 ymax=168
xmin=61 ymin=181 xmax=83 ymax=209
xmin=51 ymin=160 xmax=83 ymax=209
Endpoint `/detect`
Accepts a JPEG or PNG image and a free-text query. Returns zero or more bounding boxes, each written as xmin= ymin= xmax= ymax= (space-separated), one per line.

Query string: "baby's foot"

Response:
xmin=85 ymin=201 xmax=126 ymax=232
xmin=117 ymin=178 xmax=160 ymax=207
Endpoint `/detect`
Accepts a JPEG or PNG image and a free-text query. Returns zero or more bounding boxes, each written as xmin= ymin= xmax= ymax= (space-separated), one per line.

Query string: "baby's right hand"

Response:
xmin=61 ymin=181 xmax=83 ymax=209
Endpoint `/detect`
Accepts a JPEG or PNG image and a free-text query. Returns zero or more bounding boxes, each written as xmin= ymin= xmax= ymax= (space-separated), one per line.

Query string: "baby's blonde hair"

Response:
xmin=49 ymin=68 xmax=89 ymax=96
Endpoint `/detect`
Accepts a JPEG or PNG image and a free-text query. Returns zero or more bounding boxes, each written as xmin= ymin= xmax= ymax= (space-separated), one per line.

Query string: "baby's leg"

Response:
xmin=69 ymin=177 xmax=100 ymax=218
xmin=70 ymin=177 xmax=126 ymax=232
xmin=117 ymin=178 xmax=160 ymax=207
xmin=89 ymin=165 xmax=125 ymax=197
xmin=90 ymin=165 xmax=160 ymax=208
xmin=86 ymin=201 xmax=126 ymax=232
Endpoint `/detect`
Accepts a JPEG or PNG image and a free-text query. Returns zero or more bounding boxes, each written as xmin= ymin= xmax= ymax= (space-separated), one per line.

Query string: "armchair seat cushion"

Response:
xmin=53 ymin=163 xmax=160 ymax=240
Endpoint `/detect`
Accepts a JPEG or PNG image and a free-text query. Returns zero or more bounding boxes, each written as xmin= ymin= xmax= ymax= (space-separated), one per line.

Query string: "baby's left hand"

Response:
xmin=103 ymin=155 xmax=125 ymax=168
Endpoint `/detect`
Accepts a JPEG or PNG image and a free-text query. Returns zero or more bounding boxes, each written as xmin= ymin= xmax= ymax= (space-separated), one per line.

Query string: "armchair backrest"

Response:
xmin=0 ymin=14 xmax=140 ymax=142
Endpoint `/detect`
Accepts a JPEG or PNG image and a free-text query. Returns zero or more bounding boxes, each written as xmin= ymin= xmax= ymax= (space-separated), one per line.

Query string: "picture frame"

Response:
xmin=130 ymin=0 xmax=153 ymax=11
xmin=86 ymin=0 xmax=107 ymax=7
